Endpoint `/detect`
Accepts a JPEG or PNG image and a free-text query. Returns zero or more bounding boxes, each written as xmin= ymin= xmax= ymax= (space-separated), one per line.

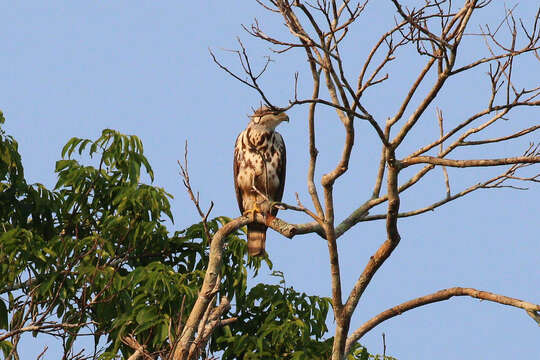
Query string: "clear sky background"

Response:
xmin=1 ymin=1 xmax=539 ymax=359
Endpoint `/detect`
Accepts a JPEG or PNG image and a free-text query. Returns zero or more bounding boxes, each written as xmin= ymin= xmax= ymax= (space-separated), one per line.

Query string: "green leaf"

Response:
xmin=39 ymin=273 xmax=58 ymax=296
xmin=135 ymin=308 xmax=158 ymax=325
xmin=0 ymin=299 xmax=7 ymax=330
xmin=78 ymin=139 xmax=92 ymax=155
xmin=154 ymin=320 xmax=169 ymax=346
xmin=0 ymin=125 xmax=359 ymax=359
xmin=360 ymin=347 xmax=369 ymax=360
xmin=0 ymin=340 xmax=13 ymax=358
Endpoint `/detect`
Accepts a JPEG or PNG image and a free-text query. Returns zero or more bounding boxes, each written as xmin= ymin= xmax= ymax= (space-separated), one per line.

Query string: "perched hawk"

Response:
xmin=233 ymin=106 xmax=288 ymax=257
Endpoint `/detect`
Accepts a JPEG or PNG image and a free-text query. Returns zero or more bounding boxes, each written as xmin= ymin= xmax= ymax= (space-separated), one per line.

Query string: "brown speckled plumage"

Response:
xmin=233 ymin=106 xmax=288 ymax=256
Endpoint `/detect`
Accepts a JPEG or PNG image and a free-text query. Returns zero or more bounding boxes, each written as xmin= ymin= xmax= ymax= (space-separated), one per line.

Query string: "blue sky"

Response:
xmin=1 ymin=1 xmax=539 ymax=359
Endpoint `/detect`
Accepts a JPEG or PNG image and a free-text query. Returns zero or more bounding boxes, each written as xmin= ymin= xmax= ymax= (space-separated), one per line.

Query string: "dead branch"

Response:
xmin=173 ymin=212 xmax=306 ymax=359
xmin=0 ymin=322 xmax=95 ymax=343
xmin=344 ymin=287 xmax=540 ymax=355
xmin=36 ymin=345 xmax=48 ymax=360
xmin=187 ymin=296 xmax=233 ymax=358
xmin=212 ymin=1 xmax=540 ymax=359
xmin=458 ymin=125 xmax=540 ymax=146
xmin=361 ymin=156 xmax=539 ymax=221
xmin=437 ymin=108 xmax=451 ymax=197
xmin=401 ymin=155 xmax=540 ymax=168
xmin=178 ymin=141 xmax=214 ymax=242
xmin=209 ymin=42 xmax=279 ymax=111
xmin=343 ymin=150 xmax=401 ymax=321
xmin=173 ymin=216 xmax=249 ymax=360
xmin=409 ymin=100 xmax=540 ymax=159
xmin=122 ymin=335 xmax=153 ymax=360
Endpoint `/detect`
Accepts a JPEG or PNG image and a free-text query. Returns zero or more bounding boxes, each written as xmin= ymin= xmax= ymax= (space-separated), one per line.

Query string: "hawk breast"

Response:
xmin=234 ymin=127 xmax=286 ymax=215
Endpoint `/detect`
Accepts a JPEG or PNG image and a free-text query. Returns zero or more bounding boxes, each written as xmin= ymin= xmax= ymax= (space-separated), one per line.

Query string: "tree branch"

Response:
xmin=345 ymin=287 xmax=540 ymax=355
xmin=173 ymin=212 xmax=319 ymax=359
xmin=178 ymin=142 xmax=214 ymax=242
xmin=343 ymin=150 xmax=401 ymax=324
xmin=0 ymin=322 xmax=94 ymax=343
xmin=401 ymin=155 xmax=540 ymax=168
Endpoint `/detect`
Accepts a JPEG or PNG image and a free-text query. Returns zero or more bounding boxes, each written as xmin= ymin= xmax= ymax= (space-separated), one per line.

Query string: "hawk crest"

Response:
xmin=233 ymin=106 xmax=288 ymax=256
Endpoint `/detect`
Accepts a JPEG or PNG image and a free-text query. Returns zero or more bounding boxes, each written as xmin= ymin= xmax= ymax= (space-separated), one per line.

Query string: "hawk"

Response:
xmin=233 ymin=106 xmax=288 ymax=257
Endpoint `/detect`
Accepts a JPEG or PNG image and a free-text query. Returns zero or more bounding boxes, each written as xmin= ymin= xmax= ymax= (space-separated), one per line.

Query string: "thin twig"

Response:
xmin=178 ymin=141 xmax=214 ymax=242
xmin=437 ymin=108 xmax=451 ymax=197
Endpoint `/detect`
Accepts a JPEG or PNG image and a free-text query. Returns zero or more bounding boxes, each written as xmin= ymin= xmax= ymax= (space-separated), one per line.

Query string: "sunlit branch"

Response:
xmin=344 ymin=287 xmax=540 ymax=355
xmin=401 ymin=155 xmax=540 ymax=168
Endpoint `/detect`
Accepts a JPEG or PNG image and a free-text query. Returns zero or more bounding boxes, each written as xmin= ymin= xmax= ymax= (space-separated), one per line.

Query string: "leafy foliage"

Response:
xmin=217 ymin=270 xmax=332 ymax=359
xmin=0 ymin=117 xmax=389 ymax=359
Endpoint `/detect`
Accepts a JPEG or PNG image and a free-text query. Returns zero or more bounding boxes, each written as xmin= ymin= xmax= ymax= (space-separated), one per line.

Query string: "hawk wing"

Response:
xmin=233 ymin=132 xmax=245 ymax=214
xmin=271 ymin=132 xmax=286 ymax=217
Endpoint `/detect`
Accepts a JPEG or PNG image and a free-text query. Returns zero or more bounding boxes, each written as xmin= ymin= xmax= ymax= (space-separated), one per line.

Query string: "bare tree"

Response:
xmin=174 ymin=1 xmax=540 ymax=359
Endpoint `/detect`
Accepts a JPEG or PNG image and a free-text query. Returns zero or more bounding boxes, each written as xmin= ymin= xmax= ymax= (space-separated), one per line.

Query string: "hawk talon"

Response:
xmin=243 ymin=205 xmax=262 ymax=220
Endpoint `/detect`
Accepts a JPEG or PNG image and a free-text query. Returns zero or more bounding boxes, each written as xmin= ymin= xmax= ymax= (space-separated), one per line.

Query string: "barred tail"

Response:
xmin=247 ymin=223 xmax=267 ymax=257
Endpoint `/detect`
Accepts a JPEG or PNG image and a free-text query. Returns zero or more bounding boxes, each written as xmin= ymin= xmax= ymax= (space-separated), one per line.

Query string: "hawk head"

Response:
xmin=250 ymin=106 xmax=289 ymax=130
